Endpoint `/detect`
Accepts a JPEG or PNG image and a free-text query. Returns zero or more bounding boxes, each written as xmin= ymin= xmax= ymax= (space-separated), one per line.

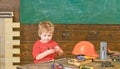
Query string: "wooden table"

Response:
xmin=17 ymin=58 xmax=120 ymax=69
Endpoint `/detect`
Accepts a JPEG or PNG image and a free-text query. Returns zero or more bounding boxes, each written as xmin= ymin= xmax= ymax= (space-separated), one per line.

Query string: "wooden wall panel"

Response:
xmin=20 ymin=24 xmax=120 ymax=65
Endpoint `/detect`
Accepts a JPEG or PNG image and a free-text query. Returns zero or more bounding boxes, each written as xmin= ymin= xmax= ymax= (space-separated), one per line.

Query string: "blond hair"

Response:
xmin=38 ymin=21 xmax=54 ymax=35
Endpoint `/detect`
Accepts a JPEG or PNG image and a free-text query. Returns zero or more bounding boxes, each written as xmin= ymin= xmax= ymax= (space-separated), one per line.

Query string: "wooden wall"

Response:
xmin=1 ymin=0 xmax=120 ymax=65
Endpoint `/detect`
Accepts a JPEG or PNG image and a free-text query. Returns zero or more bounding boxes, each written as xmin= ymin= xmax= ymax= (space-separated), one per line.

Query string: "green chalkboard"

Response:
xmin=20 ymin=0 xmax=120 ymax=24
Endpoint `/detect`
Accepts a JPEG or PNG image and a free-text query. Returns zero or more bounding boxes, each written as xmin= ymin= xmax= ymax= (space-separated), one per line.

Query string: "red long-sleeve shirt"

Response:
xmin=32 ymin=40 xmax=61 ymax=63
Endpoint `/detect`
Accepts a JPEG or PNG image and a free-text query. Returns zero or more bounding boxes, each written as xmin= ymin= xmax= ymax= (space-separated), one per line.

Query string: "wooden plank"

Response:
xmin=13 ymin=57 xmax=20 ymax=62
xmin=4 ymin=18 xmax=13 ymax=23
xmin=12 ymin=23 xmax=20 ymax=27
xmin=0 ymin=12 xmax=13 ymax=18
xmin=12 ymin=40 xmax=20 ymax=45
xmin=12 ymin=49 xmax=20 ymax=54
xmin=12 ymin=32 xmax=20 ymax=36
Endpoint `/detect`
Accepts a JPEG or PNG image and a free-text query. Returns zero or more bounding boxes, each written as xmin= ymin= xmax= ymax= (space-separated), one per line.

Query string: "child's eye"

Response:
xmin=43 ymin=35 xmax=47 ymax=37
xmin=48 ymin=35 xmax=52 ymax=37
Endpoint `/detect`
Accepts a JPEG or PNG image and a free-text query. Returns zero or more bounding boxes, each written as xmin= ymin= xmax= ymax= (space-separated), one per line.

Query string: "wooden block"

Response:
xmin=12 ymin=49 xmax=20 ymax=54
xmin=12 ymin=23 xmax=20 ymax=27
xmin=68 ymin=58 xmax=92 ymax=66
xmin=93 ymin=59 xmax=111 ymax=63
xmin=12 ymin=40 xmax=20 ymax=45
xmin=79 ymin=59 xmax=92 ymax=65
xmin=13 ymin=57 xmax=20 ymax=62
xmin=12 ymin=32 xmax=20 ymax=36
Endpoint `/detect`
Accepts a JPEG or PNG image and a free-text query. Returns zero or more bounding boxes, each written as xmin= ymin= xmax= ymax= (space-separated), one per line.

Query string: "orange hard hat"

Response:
xmin=72 ymin=41 xmax=99 ymax=58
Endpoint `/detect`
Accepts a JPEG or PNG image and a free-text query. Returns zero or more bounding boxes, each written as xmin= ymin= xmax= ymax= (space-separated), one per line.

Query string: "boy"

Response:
xmin=32 ymin=21 xmax=63 ymax=63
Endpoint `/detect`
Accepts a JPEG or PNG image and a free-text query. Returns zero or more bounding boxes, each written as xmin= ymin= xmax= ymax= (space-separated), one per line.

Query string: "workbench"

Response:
xmin=17 ymin=58 xmax=120 ymax=69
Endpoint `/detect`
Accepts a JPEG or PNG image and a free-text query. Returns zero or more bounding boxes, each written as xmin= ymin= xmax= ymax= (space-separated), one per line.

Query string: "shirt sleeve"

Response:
xmin=32 ymin=42 xmax=41 ymax=59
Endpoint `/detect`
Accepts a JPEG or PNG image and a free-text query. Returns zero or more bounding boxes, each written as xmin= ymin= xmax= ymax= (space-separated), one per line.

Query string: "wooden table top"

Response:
xmin=17 ymin=58 xmax=120 ymax=69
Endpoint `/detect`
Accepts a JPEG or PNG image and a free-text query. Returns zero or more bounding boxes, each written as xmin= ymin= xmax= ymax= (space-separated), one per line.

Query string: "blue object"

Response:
xmin=76 ymin=55 xmax=85 ymax=60
xmin=51 ymin=63 xmax=63 ymax=69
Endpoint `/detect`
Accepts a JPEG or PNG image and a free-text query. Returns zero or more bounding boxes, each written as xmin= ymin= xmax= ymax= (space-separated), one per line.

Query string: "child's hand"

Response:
xmin=54 ymin=46 xmax=63 ymax=56
xmin=46 ymin=49 xmax=55 ymax=55
xmin=54 ymin=46 xmax=60 ymax=52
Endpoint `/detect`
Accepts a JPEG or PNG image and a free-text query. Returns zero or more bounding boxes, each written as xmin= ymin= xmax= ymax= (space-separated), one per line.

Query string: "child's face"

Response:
xmin=40 ymin=32 xmax=53 ymax=43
